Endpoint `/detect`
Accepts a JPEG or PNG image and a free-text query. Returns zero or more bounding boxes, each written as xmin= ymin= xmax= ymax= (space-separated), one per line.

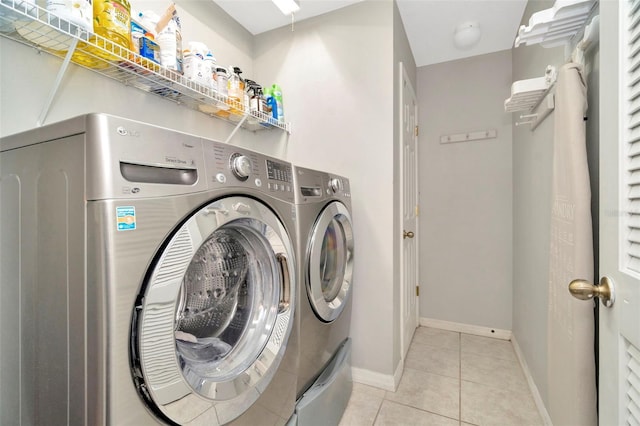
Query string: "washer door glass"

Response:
xmin=132 ymin=196 xmax=295 ymax=426
xmin=307 ymin=201 xmax=354 ymax=322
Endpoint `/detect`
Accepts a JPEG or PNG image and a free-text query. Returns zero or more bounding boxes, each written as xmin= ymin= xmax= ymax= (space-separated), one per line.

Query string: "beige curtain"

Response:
xmin=547 ymin=62 xmax=597 ymax=426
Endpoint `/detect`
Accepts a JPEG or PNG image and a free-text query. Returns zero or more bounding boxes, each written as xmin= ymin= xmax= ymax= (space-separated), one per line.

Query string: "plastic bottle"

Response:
xmin=216 ymin=67 xmax=228 ymax=97
xmin=183 ymin=41 xmax=209 ymax=87
xmin=155 ymin=2 xmax=182 ymax=74
xmin=46 ymin=0 xmax=93 ymax=33
xmin=246 ymin=80 xmax=259 ymax=113
xmin=66 ymin=0 xmax=130 ymax=68
xmin=263 ymin=86 xmax=278 ymax=122
xmin=136 ymin=10 xmax=158 ymax=32
xmin=215 ymin=67 xmax=230 ymax=118
xmin=227 ymin=66 xmax=243 ymax=117
xmin=203 ymin=52 xmax=217 ymax=92
xmin=257 ymin=87 xmax=271 ymax=127
xmin=271 ymin=83 xmax=285 ymax=123
xmin=235 ymin=68 xmax=249 ymax=111
xmin=182 ymin=49 xmax=196 ymax=79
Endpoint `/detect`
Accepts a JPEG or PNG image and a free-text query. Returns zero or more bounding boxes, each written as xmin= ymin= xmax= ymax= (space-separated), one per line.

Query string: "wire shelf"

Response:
xmin=514 ymin=0 xmax=597 ymax=48
xmin=0 ymin=0 xmax=291 ymax=133
xmin=504 ymin=65 xmax=557 ymax=113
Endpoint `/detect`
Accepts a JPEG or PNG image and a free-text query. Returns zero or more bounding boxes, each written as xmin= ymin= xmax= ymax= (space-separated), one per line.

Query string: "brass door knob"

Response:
xmin=403 ymin=230 xmax=415 ymax=239
xmin=568 ymin=277 xmax=615 ymax=308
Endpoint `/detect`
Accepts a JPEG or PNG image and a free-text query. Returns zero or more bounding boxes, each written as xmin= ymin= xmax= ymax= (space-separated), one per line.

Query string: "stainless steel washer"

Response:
xmin=291 ymin=166 xmax=354 ymax=425
xmin=0 ymin=113 xmax=298 ymax=425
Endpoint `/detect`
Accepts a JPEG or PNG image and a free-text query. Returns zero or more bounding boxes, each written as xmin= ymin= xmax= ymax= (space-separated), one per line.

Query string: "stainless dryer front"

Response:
xmin=292 ymin=166 xmax=354 ymax=425
xmin=0 ymin=113 xmax=298 ymax=425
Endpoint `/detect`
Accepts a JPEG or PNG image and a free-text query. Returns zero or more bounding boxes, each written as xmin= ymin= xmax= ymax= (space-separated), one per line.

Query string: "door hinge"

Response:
xmin=415 ymin=125 xmax=419 ymax=137
xmin=416 ymin=286 xmax=420 ymax=297
xmin=415 ymin=205 xmax=419 ymax=217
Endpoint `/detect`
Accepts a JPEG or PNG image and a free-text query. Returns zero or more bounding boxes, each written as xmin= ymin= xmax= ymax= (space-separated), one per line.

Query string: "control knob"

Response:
xmin=230 ymin=154 xmax=251 ymax=181
xmin=329 ymin=178 xmax=343 ymax=193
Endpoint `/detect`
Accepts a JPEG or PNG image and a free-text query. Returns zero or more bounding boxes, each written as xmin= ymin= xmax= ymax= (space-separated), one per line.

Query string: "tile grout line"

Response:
xmin=372 ymin=390 xmax=385 ymax=425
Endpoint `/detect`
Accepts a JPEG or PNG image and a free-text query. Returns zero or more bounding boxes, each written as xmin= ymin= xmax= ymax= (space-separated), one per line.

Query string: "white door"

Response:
xmin=400 ymin=62 xmax=419 ymax=358
xmin=593 ymin=2 xmax=640 ymax=423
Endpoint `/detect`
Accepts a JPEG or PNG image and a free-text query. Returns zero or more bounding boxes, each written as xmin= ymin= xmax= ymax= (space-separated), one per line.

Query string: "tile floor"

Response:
xmin=339 ymin=327 xmax=544 ymax=426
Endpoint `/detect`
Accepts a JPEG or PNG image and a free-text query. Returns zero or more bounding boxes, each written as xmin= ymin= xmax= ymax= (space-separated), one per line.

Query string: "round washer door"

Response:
xmin=131 ymin=196 xmax=296 ymax=425
xmin=307 ymin=200 xmax=354 ymax=322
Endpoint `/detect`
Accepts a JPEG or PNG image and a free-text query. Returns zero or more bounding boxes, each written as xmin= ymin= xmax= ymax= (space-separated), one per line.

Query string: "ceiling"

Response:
xmin=212 ymin=0 xmax=528 ymax=68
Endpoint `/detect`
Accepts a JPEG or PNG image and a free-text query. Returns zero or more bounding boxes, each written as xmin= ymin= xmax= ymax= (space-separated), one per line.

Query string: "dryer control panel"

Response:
xmin=292 ymin=166 xmax=351 ymax=205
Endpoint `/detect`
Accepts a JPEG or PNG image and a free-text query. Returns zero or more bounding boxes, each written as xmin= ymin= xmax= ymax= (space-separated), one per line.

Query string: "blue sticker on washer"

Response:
xmin=116 ymin=206 xmax=136 ymax=231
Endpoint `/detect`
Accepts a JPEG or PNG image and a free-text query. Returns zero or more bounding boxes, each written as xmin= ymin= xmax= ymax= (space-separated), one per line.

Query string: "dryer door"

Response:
xmin=131 ymin=196 xmax=296 ymax=425
xmin=307 ymin=201 xmax=354 ymax=322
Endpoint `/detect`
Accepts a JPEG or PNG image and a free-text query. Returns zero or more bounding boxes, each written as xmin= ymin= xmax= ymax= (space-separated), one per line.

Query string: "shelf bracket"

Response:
xmin=37 ymin=37 xmax=78 ymax=127
xmin=224 ymin=114 xmax=249 ymax=144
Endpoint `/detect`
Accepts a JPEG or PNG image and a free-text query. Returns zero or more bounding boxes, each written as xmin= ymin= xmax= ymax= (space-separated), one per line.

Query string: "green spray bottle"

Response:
xmin=271 ymin=84 xmax=284 ymax=123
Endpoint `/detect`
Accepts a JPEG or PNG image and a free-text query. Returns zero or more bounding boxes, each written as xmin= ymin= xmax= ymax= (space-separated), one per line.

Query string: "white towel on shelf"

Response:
xmin=547 ymin=62 xmax=596 ymax=426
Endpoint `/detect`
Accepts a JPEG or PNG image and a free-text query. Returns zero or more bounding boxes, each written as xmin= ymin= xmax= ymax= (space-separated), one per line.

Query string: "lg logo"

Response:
xmin=122 ymin=187 xmax=141 ymax=195
xmin=116 ymin=126 xmax=140 ymax=137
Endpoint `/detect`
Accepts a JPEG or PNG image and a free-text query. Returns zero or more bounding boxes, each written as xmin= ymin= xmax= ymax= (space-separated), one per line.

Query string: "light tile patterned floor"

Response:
xmin=339 ymin=327 xmax=544 ymax=426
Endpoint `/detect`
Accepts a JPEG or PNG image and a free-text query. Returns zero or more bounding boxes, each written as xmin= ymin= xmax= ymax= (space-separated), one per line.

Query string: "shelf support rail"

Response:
xmin=224 ymin=114 xmax=249 ymax=144
xmin=37 ymin=37 xmax=78 ymax=127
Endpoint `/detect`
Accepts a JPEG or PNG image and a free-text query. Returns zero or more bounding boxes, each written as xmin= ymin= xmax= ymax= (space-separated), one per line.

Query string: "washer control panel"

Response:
xmin=204 ymin=139 xmax=294 ymax=202
xmin=266 ymin=159 xmax=293 ymax=193
xmin=229 ymin=153 xmax=252 ymax=181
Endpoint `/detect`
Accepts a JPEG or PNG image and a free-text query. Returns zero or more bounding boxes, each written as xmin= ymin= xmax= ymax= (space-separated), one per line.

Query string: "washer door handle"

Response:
xmin=277 ymin=253 xmax=291 ymax=313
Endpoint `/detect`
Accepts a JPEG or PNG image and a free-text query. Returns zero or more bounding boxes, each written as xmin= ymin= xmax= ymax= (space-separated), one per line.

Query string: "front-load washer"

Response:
xmin=0 ymin=113 xmax=299 ymax=425
xmin=291 ymin=166 xmax=354 ymax=425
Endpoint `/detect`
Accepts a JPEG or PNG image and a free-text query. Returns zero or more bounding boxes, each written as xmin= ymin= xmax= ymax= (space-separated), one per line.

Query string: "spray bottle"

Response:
xmin=271 ymin=83 xmax=285 ymax=123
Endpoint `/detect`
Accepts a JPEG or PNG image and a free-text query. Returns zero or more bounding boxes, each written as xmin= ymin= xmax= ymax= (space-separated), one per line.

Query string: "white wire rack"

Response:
xmin=505 ymin=65 xmax=557 ymax=130
xmin=0 ymin=0 xmax=291 ymax=133
xmin=514 ymin=0 xmax=597 ymax=48
xmin=504 ymin=65 xmax=557 ymax=113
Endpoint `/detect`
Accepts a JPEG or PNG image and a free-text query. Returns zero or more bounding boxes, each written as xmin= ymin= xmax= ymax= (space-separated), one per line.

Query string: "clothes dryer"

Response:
xmin=291 ymin=166 xmax=354 ymax=425
xmin=0 ymin=113 xmax=298 ymax=425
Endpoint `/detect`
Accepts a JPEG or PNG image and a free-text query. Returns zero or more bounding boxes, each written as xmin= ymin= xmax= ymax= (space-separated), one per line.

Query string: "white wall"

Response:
xmin=416 ymin=50 xmax=514 ymax=331
xmin=254 ymin=0 xmax=401 ymax=381
xmin=511 ymin=0 xmax=562 ymax=407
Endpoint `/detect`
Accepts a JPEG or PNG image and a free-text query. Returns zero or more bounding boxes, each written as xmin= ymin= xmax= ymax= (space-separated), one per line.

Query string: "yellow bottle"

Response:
xmin=72 ymin=0 xmax=131 ymax=68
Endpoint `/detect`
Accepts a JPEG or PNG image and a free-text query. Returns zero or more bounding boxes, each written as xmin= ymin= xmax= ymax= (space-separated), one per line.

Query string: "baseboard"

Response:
xmin=351 ymin=363 xmax=400 ymax=392
xmin=419 ymin=317 xmax=512 ymax=340
xmin=511 ymin=335 xmax=553 ymax=426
